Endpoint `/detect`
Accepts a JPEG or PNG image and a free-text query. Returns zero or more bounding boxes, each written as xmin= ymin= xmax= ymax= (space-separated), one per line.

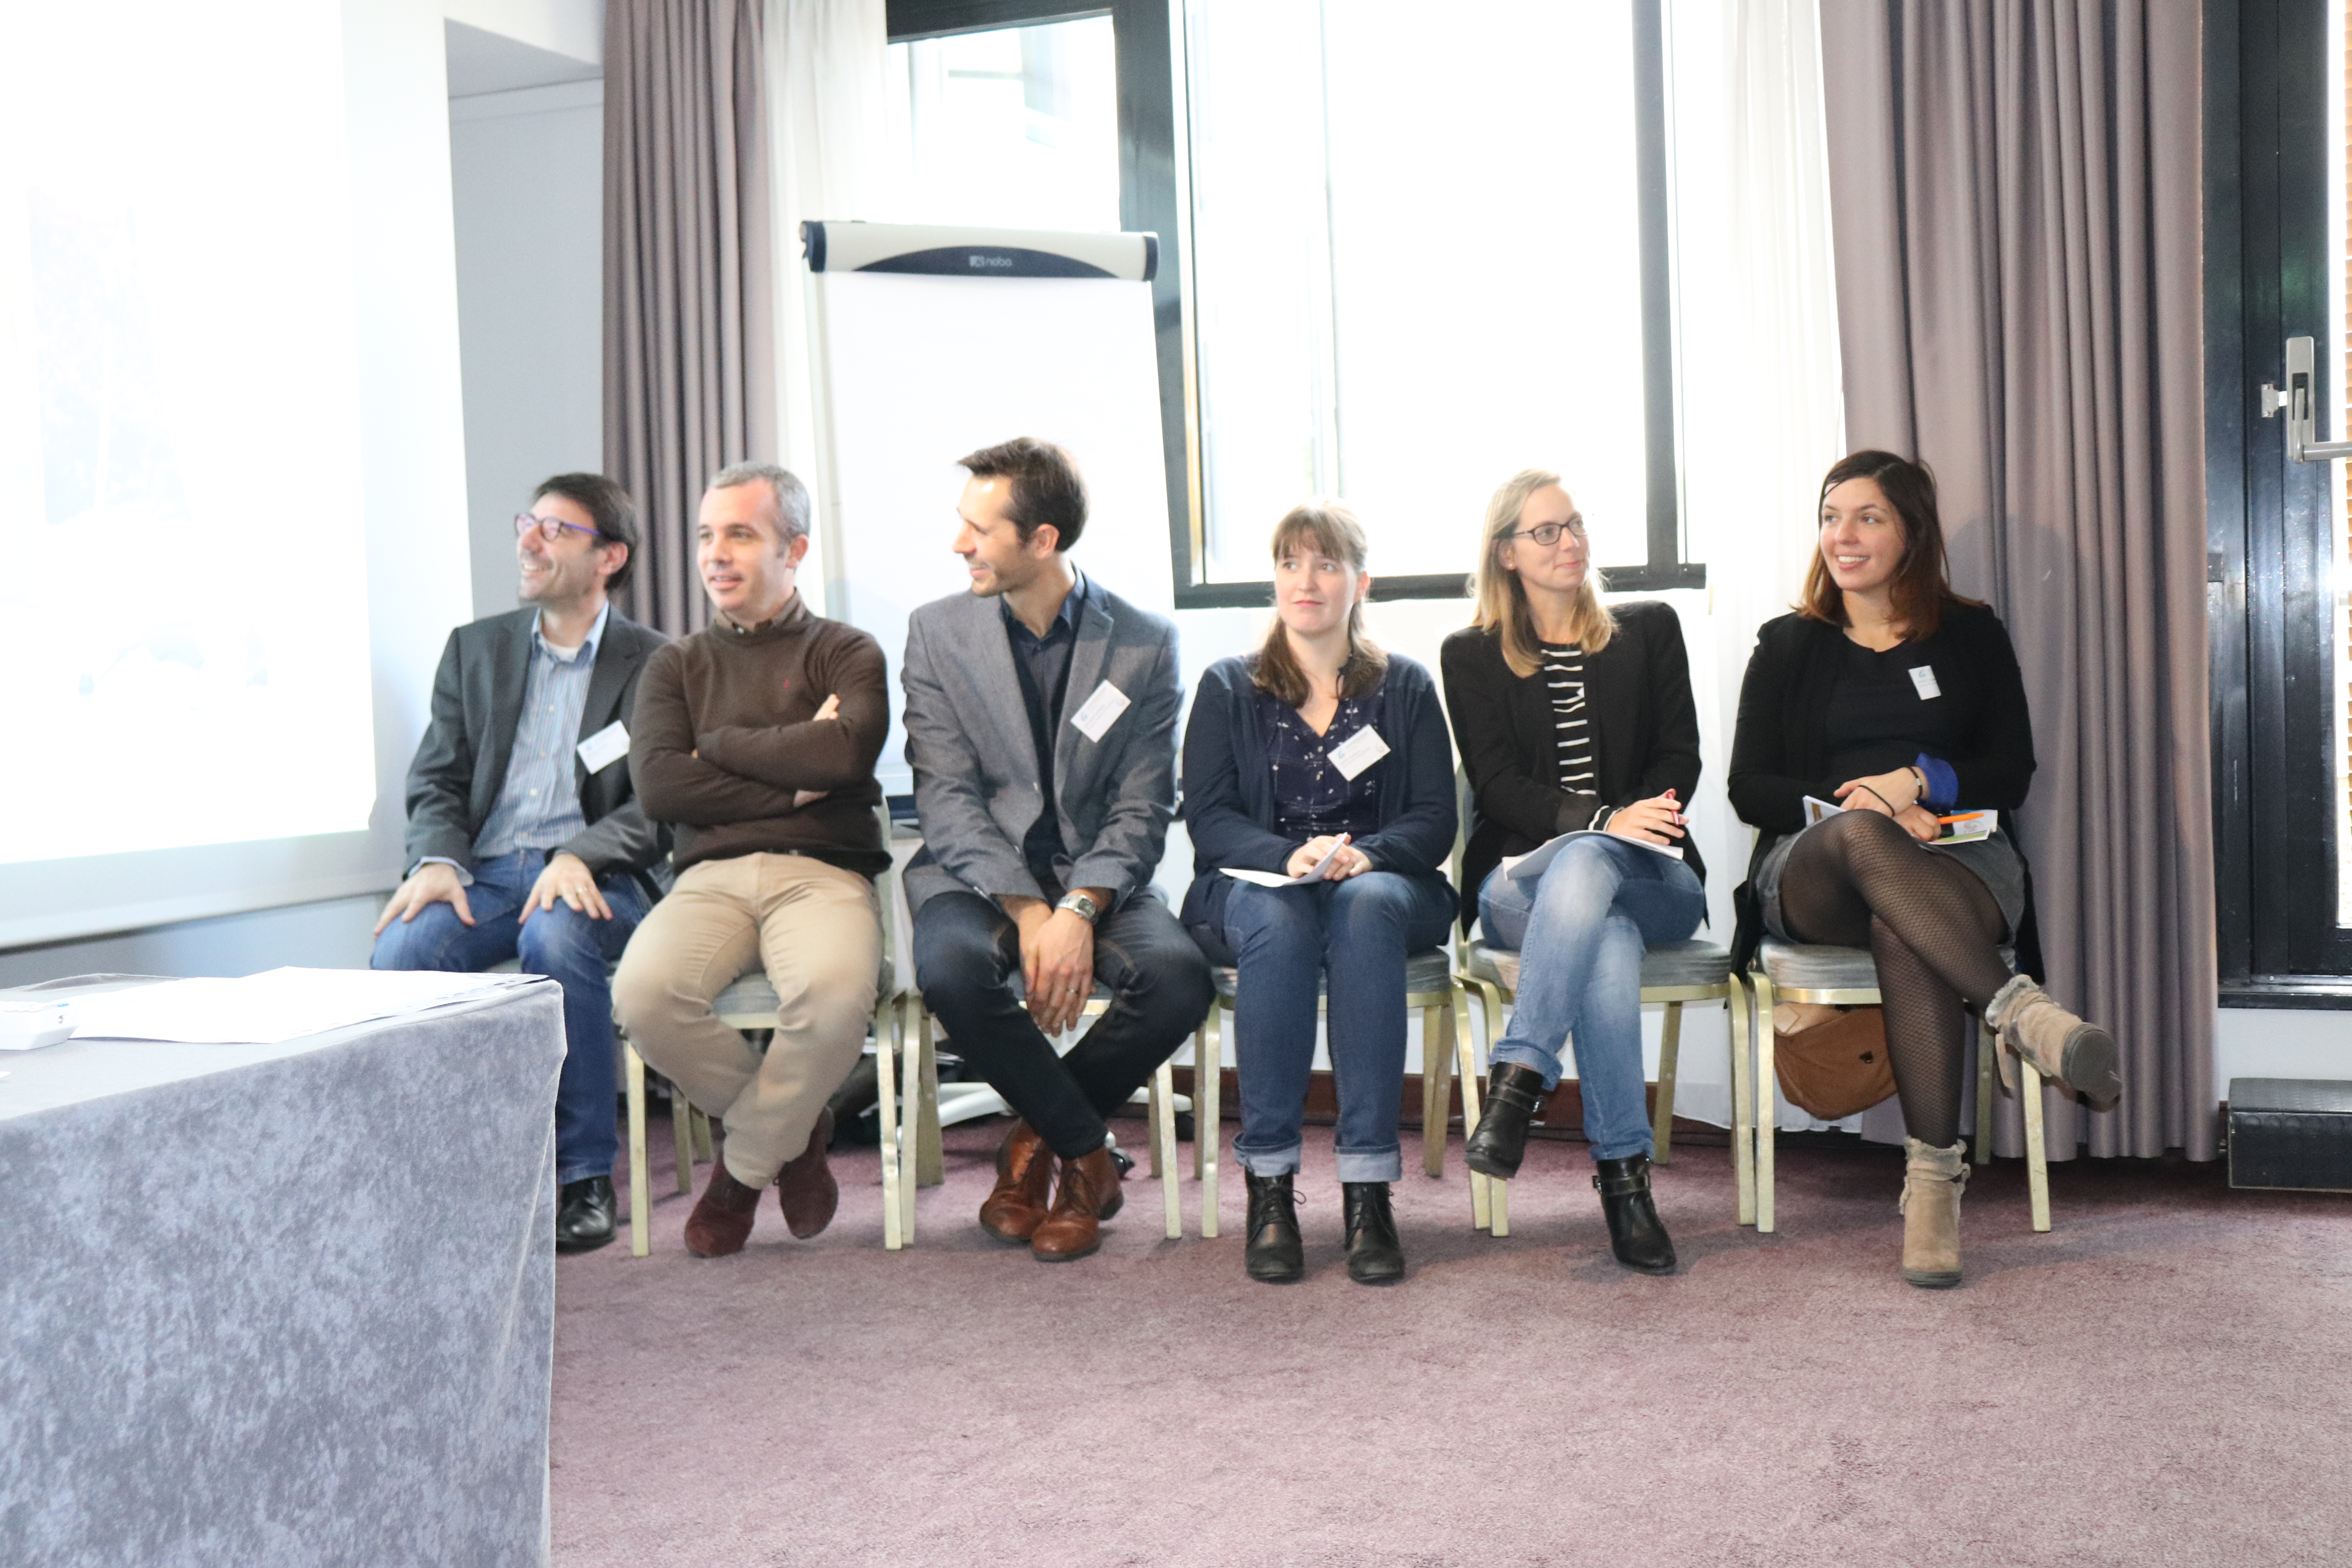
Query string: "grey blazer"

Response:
xmin=401 ymin=606 xmax=670 ymax=892
xmin=900 ymin=579 xmax=1181 ymax=915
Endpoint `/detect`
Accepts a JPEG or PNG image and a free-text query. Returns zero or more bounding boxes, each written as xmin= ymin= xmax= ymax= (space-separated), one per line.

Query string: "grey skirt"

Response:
xmin=1755 ymin=821 xmax=2027 ymax=943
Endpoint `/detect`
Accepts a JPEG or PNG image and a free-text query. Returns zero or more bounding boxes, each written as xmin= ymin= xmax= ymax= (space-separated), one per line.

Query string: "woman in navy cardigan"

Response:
xmin=1180 ymin=501 xmax=1457 ymax=1286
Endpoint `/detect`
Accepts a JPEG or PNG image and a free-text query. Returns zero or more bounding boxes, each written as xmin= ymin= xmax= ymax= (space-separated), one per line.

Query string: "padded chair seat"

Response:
xmin=714 ymin=956 xmax=896 ymax=1023
xmin=1465 ymin=939 xmax=1732 ymax=995
xmin=1756 ymin=938 xmax=2014 ymax=993
xmin=1211 ymin=947 xmax=1456 ymax=1002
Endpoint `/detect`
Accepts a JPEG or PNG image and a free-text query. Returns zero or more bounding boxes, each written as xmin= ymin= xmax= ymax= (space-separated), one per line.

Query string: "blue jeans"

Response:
xmin=1479 ymin=835 xmax=1705 ymax=1161
xmin=370 ymin=849 xmax=650 ymax=1185
xmin=1220 ymin=870 xmax=1457 ymax=1183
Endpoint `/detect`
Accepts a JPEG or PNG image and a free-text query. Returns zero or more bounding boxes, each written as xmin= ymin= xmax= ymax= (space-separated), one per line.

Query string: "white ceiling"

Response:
xmin=445 ymin=19 xmax=601 ymax=99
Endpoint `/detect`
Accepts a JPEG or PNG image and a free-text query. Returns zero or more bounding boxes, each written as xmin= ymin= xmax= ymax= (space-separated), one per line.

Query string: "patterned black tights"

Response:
xmin=1774 ymin=809 xmax=2010 ymax=1147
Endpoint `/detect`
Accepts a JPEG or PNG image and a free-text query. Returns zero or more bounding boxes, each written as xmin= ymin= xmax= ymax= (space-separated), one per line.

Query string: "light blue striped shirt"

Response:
xmin=473 ymin=603 xmax=610 ymax=861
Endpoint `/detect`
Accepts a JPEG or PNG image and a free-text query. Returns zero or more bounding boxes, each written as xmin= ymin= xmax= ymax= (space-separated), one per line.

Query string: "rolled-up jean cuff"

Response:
xmin=1236 ymin=1143 xmax=1302 ymax=1177
xmin=1334 ymin=1146 xmax=1403 ymax=1183
xmin=1492 ymin=1042 xmax=1564 ymax=1091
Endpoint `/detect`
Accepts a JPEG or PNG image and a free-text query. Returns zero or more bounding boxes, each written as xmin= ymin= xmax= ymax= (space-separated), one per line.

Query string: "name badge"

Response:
xmin=1069 ymin=681 xmax=1131 ymax=742
xmin=1327 ymin=724 xmax=1391 ymax=780
xmin=1908 ymin=665 xmax=1942 ymax=701
xmin=576 ymin=720 xmax=630 ymax=773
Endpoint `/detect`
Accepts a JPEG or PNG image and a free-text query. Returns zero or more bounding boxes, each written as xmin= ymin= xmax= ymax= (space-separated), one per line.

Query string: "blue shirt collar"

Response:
xmin=532 ymin=600 xmax=611 ymax=664
xmin=1000 ymin=566 xmax=1088 ymax=642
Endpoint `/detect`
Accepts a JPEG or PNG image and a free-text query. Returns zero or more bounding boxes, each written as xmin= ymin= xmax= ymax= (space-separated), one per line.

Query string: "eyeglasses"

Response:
xmin=1510 ymin=519 xmax=1587 ymax=546
xmin=514 ymin=511 xmax=606 ymax=543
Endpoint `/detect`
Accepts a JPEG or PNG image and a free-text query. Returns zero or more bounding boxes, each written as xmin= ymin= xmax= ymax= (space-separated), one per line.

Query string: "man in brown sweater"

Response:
xmin=614 ymin=462 xmax=890 ymax=1258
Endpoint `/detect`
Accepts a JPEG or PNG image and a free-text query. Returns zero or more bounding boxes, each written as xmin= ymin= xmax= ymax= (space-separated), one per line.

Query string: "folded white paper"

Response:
xmin=1501 ymin=828 xmax=1683 ymax=884
xmin=63 ymin=967 xmax=539 ymax=1045
xmin=1223 ymin=838 xmax=1349 ymax=888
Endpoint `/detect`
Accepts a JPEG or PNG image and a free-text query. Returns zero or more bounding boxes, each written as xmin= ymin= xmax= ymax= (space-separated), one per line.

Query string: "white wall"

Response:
xmin=448 ymin=78 xmax=604 ymax=617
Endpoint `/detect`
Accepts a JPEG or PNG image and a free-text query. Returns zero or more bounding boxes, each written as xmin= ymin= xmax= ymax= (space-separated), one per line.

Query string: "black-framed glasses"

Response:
xmin=1511 ymin=519 xmax=1587 ymax=546
xmin=514 ymin=511 xmax=605 ymax=543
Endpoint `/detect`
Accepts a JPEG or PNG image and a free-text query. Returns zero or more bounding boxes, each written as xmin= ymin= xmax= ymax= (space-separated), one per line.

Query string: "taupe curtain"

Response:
xmin=604 ymin=0 xmax=777 ymax=635
xmin=1820 ymin=0 xmax=2216 ymax=1160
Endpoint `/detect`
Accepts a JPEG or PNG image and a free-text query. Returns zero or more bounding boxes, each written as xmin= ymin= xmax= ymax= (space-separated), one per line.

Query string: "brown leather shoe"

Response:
xmin=978 ymin=1120 xmax=1053 ymax=1243
xmin=1031 ymin=1147 xmax=1123 ymax=1262
xmin=683 ymin=1161 xmax=764 ymax=1258
xmin=776 ymin=1108 xmax=838 ymax=1239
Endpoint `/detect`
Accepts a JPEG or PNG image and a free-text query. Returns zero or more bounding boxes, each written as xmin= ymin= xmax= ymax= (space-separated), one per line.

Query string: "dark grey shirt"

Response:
xmin=1002 ymin=570 xmax=1092 ymax=887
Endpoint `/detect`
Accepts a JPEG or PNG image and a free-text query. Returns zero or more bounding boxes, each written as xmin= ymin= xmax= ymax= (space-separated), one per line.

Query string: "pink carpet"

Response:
xmin=551 ymin=1114 xmax=2351 ymax=1567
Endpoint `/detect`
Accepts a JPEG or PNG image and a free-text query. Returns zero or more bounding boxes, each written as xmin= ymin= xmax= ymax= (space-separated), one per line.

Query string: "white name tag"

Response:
xmin=576 ymin=720 xmax=630 ymax=773
xmin=1069 ymin=681 xmax=1131 ymax=742
xmin=1327 ymin=724 xmax=1391 ymax=780
xmin=1909 ymin=665 xmax=1942 ymax=700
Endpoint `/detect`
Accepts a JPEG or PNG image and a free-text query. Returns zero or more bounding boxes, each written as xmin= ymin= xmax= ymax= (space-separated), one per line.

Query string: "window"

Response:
xmin=886 ymin=16 xmax=1120 ymax=232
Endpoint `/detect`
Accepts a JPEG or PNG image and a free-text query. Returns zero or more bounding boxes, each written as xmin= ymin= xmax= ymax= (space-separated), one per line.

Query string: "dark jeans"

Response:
xmin=369 ymin=849 xmax=650 ymax=1185
xmin=912 ymin=890 xmax=1215 ymax=1160
xmin=1219 ymin=871 xmax=1458 ymax=1183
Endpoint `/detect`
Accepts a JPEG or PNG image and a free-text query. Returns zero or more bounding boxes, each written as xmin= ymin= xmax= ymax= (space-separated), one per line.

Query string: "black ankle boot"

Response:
xmin=1243 ymin=1172 xmax=1304 ymax=1283
xmin=1341 ymin=1181 xmax=1404 ymax=1285
xmin=1593 ymin=1155 xmax=1676 ymax=1274
xmin=1465 ymin=1064 xmax=1547 ymax=1180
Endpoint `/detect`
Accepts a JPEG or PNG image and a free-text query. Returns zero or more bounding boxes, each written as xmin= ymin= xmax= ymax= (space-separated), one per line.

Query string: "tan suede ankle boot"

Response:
xmin=1898 ymin=1137 xmax=1967 ymax=1289
xmin=1986 ymin=975 xmax=2122 ymax=1109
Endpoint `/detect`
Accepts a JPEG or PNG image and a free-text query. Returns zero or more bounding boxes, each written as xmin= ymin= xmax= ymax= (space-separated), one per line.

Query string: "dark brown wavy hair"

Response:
xmin=1797 ymin=450 xmax=1978 ymax=639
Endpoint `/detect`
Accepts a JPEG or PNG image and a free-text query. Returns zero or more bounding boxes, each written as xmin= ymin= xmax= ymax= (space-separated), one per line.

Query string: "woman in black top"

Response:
xmin=1439 ymin=468 xmax=1705 ymax=1274
xmin=1181 ymin=501 xmax=1458 ymax=1286
xmin=1728 ymin=450 xmax=2119 ymax=1289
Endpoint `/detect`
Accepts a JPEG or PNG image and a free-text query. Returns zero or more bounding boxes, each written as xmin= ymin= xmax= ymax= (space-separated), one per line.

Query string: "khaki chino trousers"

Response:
xmin=614 ymin=853 xmax=880 ymax=1187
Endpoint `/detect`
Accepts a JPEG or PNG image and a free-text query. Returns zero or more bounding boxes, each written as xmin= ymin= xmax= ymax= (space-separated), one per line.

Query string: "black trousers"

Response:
xmin=912 ymin=890 xmax=1216 ymax=1159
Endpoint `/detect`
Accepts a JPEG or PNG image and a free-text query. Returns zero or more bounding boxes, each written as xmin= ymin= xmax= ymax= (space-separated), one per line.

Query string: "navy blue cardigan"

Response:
xmin=1178 ymin=652 xmax=1458 ymax=942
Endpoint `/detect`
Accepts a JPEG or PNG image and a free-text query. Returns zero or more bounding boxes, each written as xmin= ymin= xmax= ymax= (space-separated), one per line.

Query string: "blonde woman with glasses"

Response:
xmin=1439 ymin=470 xmax=1706 ymax=1274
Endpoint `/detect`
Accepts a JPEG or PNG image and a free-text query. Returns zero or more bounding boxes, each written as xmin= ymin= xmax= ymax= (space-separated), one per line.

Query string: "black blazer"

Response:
xmin=1724 ymin=601 xmax=2037 ymax=969
xmin=1179 ymin=652 xmax=1458 ymax=945
xmin=401 ymin=606 xmax=671 ymax=891
xmin=1439 ymin=601 xmax=1705 ymax=929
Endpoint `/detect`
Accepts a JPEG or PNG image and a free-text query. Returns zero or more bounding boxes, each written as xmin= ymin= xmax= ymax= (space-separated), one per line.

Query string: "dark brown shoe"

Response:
xmin=1031 ymin=1147 xmax=1122 ymax=1262
xmin=978 ymin=1120 xmax=1053 ymax=1243
xmin=776 ymin=1108 xmax=838 ymax=1239
xmin=683 ymin=1161 xmax=764 ymax=1258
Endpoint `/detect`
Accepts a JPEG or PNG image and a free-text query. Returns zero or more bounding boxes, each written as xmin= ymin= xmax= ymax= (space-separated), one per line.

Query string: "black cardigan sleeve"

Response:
xmin=1622 ymin=602 xmax=1702 ymax=812
xmin=1351 ymin=657 xmax=1459 ymax=874
xmin=1179 ymin=661 xmax=1298 ymax=876
xmin=1944 ymin=609 xmax=2037 ymax=809
xmin=1726 ymin=615 xmax=1824 ymax=836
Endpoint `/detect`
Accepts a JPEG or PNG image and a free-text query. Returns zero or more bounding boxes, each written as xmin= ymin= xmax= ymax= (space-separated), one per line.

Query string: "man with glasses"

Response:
xmin=372 ymin=473 xmax=668 ymax=1254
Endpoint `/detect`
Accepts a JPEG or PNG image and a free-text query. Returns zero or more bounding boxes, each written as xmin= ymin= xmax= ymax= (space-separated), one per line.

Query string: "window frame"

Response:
xmin=2207 ymin=0 xmax=2352 ymax=1001
xmin=885 ymin=0 xmax=1706 ymax=608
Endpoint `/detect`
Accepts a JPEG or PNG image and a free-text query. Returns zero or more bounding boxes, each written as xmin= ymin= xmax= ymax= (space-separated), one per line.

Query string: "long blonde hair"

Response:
xmin=1471 ymin=468 xmax=1615 ymax=677
xmin=1252 ymin=500 xmax=1389 ymax=707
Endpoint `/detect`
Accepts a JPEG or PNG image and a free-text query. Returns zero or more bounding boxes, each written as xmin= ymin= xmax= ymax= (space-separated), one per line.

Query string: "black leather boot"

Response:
xmin=1593 ymin=1155 xmax=1676 ymax=1274
xmin=1243 ymin=1172 xmax=1304 ymax=1283
xmin=1341 ymin=1181 xmax=1405 ymax=1285
xmin=1465 ymin=1064 xmax=1547 ymax=1180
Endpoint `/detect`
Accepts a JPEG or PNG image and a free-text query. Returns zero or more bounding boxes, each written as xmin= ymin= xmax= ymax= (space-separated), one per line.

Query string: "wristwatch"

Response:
xmin=1055 ymin=891 xmax=1102 ymax=925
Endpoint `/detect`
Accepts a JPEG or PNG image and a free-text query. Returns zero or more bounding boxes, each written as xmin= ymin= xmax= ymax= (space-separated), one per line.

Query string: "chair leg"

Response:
xmin=2020 ymin=1058 xmax=2052 ymax=1232
xmin=1421 ymin=1000 xmax=1452 ymax=1178
xmin=900 ymin=996 xmax=922 ymax=1243
xmin=1146 ymin=1072 xmax=1166 ymax=1179
xmin=1154 ymin=1060 xmax=1182 ymax=1239
xmin=1198 ymin=1008 xmax=1222 ymax=1239
xmin=625 ymin=1040 xmax=651 ymax=1259
xmin=1751 ymin=978 xmax=1775 ymax=1234
xmin=875 ymin=999 xmax=903 ymax=1251
xmin=1652 ymin=999 xmax=1683 ymax=1165
xmin=1463 ymin=978 xmax=1509 ymax=1234
xmin=1730 ymin=975 xmax=1759 ymax=1227
xmin=915 ymin=1014 xmax=944 ymax=1188
xmin=1974 ymin=1013 xmax=1997 ymax=1164
xmin=1453 ymin=983 xmax=1491 ymax=1233
xmin=692 ymin=1105 xmax=715 ymax=1163
xmin=670 ymin=1080 xmax=696 ymax=1196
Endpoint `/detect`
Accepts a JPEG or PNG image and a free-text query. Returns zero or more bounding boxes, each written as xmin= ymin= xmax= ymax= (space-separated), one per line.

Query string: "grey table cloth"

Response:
xmin=0 ymin=975 xmax=564 ymax=1567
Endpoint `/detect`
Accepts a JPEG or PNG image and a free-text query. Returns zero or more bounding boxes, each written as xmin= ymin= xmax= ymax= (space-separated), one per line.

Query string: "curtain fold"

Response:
xmin=1819 ymin=0 xmax=2215 ymax=1160
xmin=604 ymin=0 xmax=778 ymax=636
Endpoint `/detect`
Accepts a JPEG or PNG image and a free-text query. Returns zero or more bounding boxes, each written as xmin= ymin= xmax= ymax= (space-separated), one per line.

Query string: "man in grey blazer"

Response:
xmin=904 ymin=438 xmax=1214 ymax=1262
xmin=372 ymin=473 xmax=668 ymax=1254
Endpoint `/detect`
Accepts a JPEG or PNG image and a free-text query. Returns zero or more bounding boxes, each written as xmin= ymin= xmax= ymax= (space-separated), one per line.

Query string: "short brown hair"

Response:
xmin=1798 ymin=450 xmax=1979 ymax=639
xmin=532 ymin=472 xmax=639 ymax=594
xmin=1250 ymin=500 xmax=1388 ymax=708
xmin=958 ymin=437 xmax=1087 ymax=551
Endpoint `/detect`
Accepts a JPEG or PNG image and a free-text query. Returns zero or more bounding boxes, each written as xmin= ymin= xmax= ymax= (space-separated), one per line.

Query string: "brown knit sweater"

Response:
xmin=628 ymin=593 xmax=889 ymax=877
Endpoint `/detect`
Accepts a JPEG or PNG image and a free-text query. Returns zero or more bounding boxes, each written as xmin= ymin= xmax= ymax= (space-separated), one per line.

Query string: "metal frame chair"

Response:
xmin=1740 ymin=937 xmax=2050 ymax=1235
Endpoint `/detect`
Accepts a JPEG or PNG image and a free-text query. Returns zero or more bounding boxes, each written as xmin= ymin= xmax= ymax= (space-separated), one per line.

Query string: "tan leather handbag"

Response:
xmin=1772 ymin=1003 xmax=1897 ymax=1120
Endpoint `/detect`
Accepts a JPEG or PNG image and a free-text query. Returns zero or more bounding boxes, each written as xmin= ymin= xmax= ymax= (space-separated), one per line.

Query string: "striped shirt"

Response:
xmin=473 ymin=603 xmax=610 ymax=860
xmin=1539 ymin=640 xmax=1596 ymax=793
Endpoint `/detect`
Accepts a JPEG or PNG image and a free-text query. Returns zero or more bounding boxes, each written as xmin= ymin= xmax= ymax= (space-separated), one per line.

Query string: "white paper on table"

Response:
xmin=64 ymin=967 xmax=538 ymax=1045
xmin=1222 ymin=838 xmax=1349 ymax=888
xmin=1501 ymin=828 xmax=1684 ymax=884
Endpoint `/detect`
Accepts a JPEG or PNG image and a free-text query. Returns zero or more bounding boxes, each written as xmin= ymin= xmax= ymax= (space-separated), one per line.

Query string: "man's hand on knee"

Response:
xmin=521 ymin=851 xmax=612 ymax=924
xmin=1007 ymin=895 xmax=1093 ymax=1036
xmin=375 ymin=861 xmax=473 ymax=935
